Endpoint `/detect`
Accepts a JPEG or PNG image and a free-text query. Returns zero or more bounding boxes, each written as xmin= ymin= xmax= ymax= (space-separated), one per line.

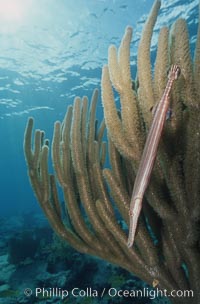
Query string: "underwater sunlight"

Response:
xmin=0 ymin=0 xmax=199 ymax=303
xmin=0 ymin=0 xmax=33 ymax=33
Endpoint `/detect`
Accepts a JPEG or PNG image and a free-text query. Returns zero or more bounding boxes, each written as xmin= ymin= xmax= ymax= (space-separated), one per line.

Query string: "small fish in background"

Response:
xmin=152 ymin=279 xmax=159 ymax=287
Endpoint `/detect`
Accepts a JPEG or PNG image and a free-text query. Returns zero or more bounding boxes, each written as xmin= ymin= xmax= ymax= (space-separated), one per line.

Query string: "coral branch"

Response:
xmin=24 ymin=1 xmax=200 ymax=303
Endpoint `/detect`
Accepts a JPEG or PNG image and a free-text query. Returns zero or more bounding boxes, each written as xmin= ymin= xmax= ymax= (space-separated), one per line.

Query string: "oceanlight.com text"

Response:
xmin=23 ymin=286 xmax=194 ymax=300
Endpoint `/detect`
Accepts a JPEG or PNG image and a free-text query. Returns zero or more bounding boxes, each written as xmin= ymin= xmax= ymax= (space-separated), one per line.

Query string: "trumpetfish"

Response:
xmin=127 ymin=64 xmax=181 ymax=248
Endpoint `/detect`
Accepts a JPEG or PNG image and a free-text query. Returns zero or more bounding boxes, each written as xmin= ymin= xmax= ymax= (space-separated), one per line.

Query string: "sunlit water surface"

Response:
xmin=0 ymin=0 xmax=198 ymax=215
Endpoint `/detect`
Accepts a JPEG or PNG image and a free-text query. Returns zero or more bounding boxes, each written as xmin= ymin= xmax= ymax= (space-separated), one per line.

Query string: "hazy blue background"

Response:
xmin=0 ymin=0 xmax=198 ymax=217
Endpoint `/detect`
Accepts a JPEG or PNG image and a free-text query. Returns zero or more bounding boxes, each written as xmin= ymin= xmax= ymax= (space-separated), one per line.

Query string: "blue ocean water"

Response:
xmin=0 ymin=0 xmax=198 ymax=216
xmin=0 ymin=0 xmax=199 ymax=303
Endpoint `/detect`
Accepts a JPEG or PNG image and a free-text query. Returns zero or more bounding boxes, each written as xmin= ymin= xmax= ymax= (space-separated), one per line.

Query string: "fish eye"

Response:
xmin=175 ymin=66 xmax=181 ymax=79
